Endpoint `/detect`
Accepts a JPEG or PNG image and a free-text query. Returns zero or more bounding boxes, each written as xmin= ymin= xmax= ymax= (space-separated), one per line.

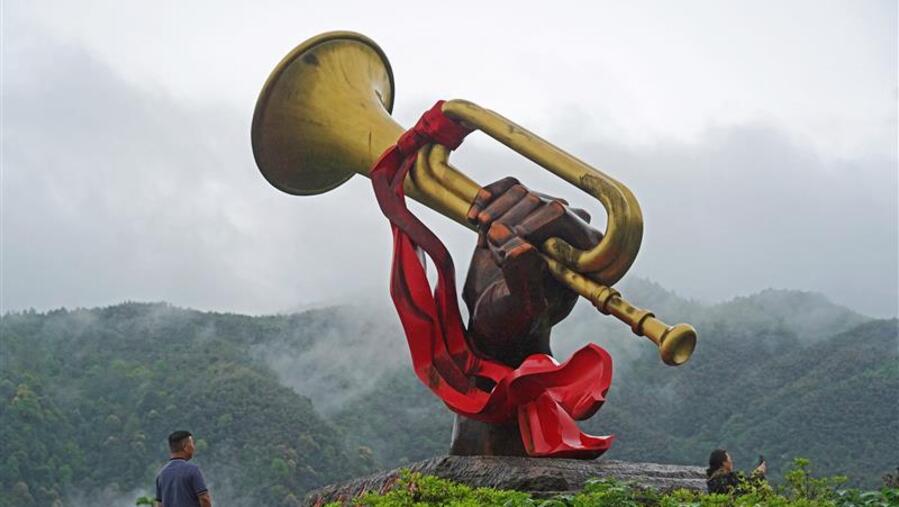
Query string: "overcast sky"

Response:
xmin=2 ymin=1 xmax=897 ymax=318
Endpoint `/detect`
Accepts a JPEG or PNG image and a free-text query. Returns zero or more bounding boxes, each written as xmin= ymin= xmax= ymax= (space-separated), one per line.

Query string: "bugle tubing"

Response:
xmin=250 ymin=31 xmax=697 ymax=365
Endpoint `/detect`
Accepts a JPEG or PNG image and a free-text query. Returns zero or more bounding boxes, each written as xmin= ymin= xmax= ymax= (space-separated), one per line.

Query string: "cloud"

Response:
xmin=1 ymin=17 xmax=896 ymax=319
xmin=569 ymin=122 xmax=898 ymax=317
xmin=251 ymin=299 xmax=408 ymax=415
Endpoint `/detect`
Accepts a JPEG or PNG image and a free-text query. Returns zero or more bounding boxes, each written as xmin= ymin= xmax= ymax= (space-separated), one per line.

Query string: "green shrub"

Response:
xmin=349 ymin=459 xmax=899 ymax=507
xmin=355 ymin=470 xmax=532 ymax=506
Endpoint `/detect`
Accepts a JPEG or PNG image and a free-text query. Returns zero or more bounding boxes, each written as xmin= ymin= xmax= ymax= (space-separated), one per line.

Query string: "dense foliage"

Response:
xmin=344 ymin=459 xmax=899 ymax=506
xmin=1 ymin=285 xmax=896 ymax=505
xmin=582 ymin=316 xmax=899 ymax=483
xmin=0 ymin=304 xmax=371 ymax=506
xmin=329 ymin=285 xmax=898 ymax=486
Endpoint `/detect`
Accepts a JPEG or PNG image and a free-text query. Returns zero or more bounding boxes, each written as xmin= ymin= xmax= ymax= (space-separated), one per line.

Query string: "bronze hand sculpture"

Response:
xmin=453 ymin=177 xmax=602 ymax=455
xmin=252 ymin=31 xmax=698 ymax=458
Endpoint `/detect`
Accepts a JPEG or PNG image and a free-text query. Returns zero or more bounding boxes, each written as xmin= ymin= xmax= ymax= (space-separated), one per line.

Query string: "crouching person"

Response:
xmin=707 ymin=448 xmax=767 ymax=495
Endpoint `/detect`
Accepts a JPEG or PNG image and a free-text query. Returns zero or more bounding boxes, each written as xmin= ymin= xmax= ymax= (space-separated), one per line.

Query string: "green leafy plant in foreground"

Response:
xmin=342 ymin=458 xmax=899 ymax=507
xmin=348 ymin=470 xmax=531 ymax=507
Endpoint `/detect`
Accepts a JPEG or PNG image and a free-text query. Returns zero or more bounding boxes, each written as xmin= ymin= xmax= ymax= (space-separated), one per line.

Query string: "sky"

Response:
xmin=1 ymin=0 xmax=897 ymax=319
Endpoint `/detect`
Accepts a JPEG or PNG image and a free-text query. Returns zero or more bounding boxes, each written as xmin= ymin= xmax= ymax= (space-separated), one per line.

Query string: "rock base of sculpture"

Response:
xmin=306 ymin=455 xmax=707 ymax=505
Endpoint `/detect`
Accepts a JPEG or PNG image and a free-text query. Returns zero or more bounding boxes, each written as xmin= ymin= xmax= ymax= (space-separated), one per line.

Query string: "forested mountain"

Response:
xmin=328 ymin=292 xmax=897 ymax=483
xmin=1 ymin=283 xmax=896 ymax=506
xmin=0 ymin=305 xmax=373 ymax=506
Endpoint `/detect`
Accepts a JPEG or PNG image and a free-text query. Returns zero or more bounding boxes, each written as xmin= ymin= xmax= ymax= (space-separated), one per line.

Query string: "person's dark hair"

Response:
xmin=708 ymin=448 xmax=728 ymax=477
xmin=168 ymin=431 xmax=192 ymax=453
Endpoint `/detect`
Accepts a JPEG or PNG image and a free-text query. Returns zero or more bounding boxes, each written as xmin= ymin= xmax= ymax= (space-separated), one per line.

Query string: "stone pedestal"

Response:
xmin=306 ymin=455 xmax=706 ymax=505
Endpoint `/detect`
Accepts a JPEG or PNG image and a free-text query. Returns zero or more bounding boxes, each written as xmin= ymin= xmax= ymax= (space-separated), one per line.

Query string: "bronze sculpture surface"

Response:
xmin=453 ymin=177 xmax=601 ymax=455
xmin=251 ymin=31 xmax=698 ymax=458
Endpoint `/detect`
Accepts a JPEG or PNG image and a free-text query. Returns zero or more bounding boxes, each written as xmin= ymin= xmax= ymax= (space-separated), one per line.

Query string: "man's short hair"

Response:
xmin=168 ymin=430 xmax=192 ymax=452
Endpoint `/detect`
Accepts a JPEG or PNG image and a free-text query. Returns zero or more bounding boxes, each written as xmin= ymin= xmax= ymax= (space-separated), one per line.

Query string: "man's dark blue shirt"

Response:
xmin=155 ymin=458 xmax=208 ymax=507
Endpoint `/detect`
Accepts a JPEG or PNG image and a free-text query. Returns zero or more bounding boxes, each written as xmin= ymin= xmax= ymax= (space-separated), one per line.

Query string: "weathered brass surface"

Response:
xmin=251 ymin=31 xmax=696 ymax=366
xmin=439 ymin=100 xmax=643 ymax=285
xmin=251 ymin=32 xmax=401 ymax=196
xmin=547 ymin=265 xmax=696 ymax=365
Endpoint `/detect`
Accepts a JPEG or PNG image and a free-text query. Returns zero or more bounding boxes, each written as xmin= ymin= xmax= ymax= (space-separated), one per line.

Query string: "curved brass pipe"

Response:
xmin=439 ymin=100 xmax=643 ymax=286
xmin=251 ymin=31 xmax=697 ymax=365
xmin=417 ymin=144 xmax=694 ymax=366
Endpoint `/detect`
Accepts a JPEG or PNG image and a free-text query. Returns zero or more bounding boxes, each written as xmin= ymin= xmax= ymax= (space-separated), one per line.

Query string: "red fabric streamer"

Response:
xmin=370 ymin=101 xmax=614 ymax=458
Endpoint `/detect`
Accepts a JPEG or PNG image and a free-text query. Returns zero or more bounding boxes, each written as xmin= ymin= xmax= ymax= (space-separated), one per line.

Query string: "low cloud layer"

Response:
xmin=2 ymin=20 xmax=896 ymax=318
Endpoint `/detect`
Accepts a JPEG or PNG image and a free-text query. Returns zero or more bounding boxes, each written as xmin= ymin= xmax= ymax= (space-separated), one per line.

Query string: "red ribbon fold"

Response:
xmin=371 ymin=101 xmax=614 ymax=458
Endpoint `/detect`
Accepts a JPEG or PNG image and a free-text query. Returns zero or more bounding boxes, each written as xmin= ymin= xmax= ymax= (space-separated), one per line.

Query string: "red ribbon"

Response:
xmin=371 ymin=101 xmax=614 ymax=458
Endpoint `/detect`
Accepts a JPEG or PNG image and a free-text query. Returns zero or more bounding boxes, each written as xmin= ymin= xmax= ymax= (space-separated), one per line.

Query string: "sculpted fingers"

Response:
xmin=560 ymin=207 xmax=602 ymax=248
xmin=484 ymin=222 xmax=547 ymax=315
xmin=485 ymin=222 xmax=535 ymax=266
xmin=516 ymin=201 xmax=600 ymax=250
xmin=470 ymin=178 xmax=599 ymax=243
xmin=467 ymin=177 xmax=520 ymax=225
xmin=480 ymin=191 xmax=599 ymax=257
xmin=531 ymin=192 xmax=591 ymax=227
xmin=533 ymin=191 xmax=568 ymax=206
xmin=494 ymin=192 xmax=542 ymax=229
xmin=475 ymin=184 xmax=528 ymax=230
xmin=569 ymin=206 xmax=591 ymax=224
xmin=530 ymin=191 xmax=593 ymax=229
xmin=512 ymin=200 xmax=567 ymax=244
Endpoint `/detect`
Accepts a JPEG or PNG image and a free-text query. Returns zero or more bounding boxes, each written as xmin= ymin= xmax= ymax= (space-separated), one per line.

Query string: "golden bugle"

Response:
xmin=251 ymin=31 xmax=696 ymax=366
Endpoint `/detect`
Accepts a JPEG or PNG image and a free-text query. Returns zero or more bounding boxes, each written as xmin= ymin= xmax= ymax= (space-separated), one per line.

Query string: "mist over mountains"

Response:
xmin=3 ymin=9 xmax=896 ymax=319
xmin=2 ymin=280 xmax=896 ymax=506
xmin=2 ymin=5 xmax=895 ymax=506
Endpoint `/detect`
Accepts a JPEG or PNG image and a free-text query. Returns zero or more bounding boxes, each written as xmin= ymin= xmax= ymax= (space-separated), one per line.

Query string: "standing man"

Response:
xmin=155 ymin=431 xmax=212 ymax=507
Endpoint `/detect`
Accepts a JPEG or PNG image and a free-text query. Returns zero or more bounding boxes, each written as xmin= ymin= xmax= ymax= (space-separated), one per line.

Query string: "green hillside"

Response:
xmin=0 ymin=304 xmax=372 ymax=507
xmin=583 ymin=316 xmax=898 ymax=483
xmin=1 ymin=286 xmax=896 ymax=505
